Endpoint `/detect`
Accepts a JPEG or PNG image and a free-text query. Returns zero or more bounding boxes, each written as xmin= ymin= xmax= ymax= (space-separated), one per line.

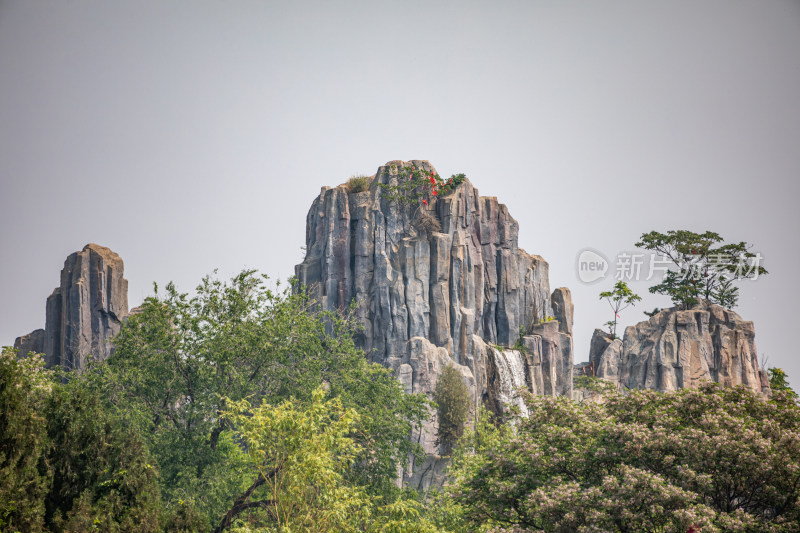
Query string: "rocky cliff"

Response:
xmin=14 ymin=244 xmax=129 ymax=370
xmin=295 ymin=160 xmax=573 ymax=489
xmin=587 ymin=301 xmax=770 ymax=396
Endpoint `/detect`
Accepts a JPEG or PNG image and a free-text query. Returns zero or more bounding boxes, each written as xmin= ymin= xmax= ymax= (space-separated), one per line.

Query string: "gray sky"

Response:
xmin=2 ymin=1 xmax=799 ymax=386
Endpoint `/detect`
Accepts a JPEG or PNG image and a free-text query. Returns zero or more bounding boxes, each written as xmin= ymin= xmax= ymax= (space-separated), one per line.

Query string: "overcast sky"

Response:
xmin=1 ymin=1 xmax=798 ymax=386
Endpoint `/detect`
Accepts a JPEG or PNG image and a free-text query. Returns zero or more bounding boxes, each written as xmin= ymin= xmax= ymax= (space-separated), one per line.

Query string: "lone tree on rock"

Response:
xmin=433 ymin=364 xmax=470 ymax=455
xmin=636 ymin=230 xmax=767 ymax=309
xmin=599 ymin=281 xmax=641 ymax=339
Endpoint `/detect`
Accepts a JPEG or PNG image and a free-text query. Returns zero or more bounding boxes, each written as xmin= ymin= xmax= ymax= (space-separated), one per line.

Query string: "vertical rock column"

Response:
xmin=16 ymin=243 xmax=128 ymax=370
xmin=294 ymin=160 xmax=576 ymax=489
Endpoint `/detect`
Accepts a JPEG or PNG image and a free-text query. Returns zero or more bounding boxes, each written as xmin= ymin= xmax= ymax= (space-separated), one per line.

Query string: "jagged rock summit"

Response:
xmin=295 ymin=160 xmax=574 ymax=488
xmin=14 ymin=243 xmax=129 ymax=370
xmin=587 ymin=300 xmax=770 ymax=396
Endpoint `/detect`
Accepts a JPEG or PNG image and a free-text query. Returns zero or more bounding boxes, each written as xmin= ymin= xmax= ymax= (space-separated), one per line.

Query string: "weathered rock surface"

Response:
xmin=295 ymin=160 xmax=573 ymax=488
xmin=13 ymin=328 xmax=45 ymax=358
xmin=551 ymin=287 xmax=574 ymax=336
xmin=15 ymin=244 xmax=129 ymax=370
xmin=586 ymin=328 xmax=624 ymax=387
xmin=587 ymin=301 xmax=770 ymax=396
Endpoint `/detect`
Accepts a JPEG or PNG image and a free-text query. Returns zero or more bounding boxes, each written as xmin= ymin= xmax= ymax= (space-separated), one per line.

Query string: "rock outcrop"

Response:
xmin=587 ymin=301 xmax=770 ymax=396
xmin=13 ymin=328 xmax=45 ymax=358
xmin=295 ymin=160 xmax=573 ymax=489
xmin=14 ymin=244 xmax=129 ymax=370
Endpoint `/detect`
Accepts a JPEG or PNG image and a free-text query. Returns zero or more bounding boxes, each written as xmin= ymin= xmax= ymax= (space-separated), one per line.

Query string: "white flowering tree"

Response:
xmin=448 ymin=383 xmax=800 ymax=532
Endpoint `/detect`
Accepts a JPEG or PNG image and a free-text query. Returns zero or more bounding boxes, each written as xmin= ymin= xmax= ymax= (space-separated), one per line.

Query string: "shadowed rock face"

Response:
xmin=13 ymin=329 xmax=45 ymax=359
xmin=14 ymin=244 xmax=128 ymax=370
xmin=587 ymin=301 xmax=770 ymax=396
xmin=295 ymin=160 xmax=573 ymax=489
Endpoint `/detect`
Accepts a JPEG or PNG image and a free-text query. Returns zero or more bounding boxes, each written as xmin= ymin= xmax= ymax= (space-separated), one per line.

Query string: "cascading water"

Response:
xmin=491 ymin=346 xmax=530 ymax=416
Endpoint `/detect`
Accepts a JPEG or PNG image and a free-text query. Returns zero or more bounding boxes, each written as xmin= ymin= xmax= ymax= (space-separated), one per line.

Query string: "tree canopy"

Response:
xmin=0 ymin=348 xmax=162 ymax=533
xmin=448 ymin=383 xmax=800 ymax=532
xmin=636 ymin=230 xmax=767 ymax=309
xmin=93 ymin=271 xmax=431 ymax=528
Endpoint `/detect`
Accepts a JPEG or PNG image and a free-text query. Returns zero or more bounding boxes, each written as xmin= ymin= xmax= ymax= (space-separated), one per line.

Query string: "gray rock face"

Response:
xmin=551 ymin=287 xmax=574 ymax=336
xmin=13 ymin=329 xmax=45 ymax=358
xmin=588 ymin=302 xmax=770 ymax=396
xmin=16 ymin=244 xmax=128 ymax=370
xmin=587 ymin=328 xmax=624 ymax=387
xmin=295 ymin=160 xmax=574 ymax=488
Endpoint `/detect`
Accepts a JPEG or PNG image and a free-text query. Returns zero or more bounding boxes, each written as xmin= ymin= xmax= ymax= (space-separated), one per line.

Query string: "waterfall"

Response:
xmin=491 ymin=347 xmax=529 ymax=416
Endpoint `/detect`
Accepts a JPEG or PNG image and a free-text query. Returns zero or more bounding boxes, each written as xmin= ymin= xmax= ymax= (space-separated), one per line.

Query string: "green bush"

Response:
xmin=433 ymin=365 xmax=470 ymax=455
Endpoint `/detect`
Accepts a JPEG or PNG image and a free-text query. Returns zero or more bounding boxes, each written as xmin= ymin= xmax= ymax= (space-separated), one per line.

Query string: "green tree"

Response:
xmin=432 ymin=365 xmax=470 ymax=455
xmin=0 ymin=348 xmax=52 ymax=532
xmin=0 ymin=349 xmax=163 ymax=533
xmin=598 ymin=280 xmax=641 ymax=338
xmin=636 ymin=230 xmax=767 ymax=309
xmin=90 ymin=270 xmax=429 ymax=526
xmin=769 ymin=367 xmax=798 ymax=402
xmin=219 ymin=388 xmax=443 ymax=533
xmin=216 ymin=388 xmax=366 ymax=532
xmin=45 ymin=377 xmax=162 ymax=533
xmin=449 ymin=384 xmax=800 ymax=532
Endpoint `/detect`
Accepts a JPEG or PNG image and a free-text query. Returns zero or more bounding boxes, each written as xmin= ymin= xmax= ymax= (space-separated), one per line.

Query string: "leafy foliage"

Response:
xmin=432 ymin=365 xmax=470 ymax=454
xmin=89 ymin=270 xmax=429 ymax=525
xmin=574 ymin=375 xmax=617 ymax=397
xmin=636 ymin=230 xmax=767 ymax=309
xmin=217 ymin=388 xmax=365 ymax=532
xmin=598 ymin=280 xmax=641 ymax=338
xmin=0 ymin=349 xmax=162 ymax=533
xmin=46 ymin=378 xmax=162 ymax=532
xmin=0 ymin=348 xmax=52 ymax=532
xmin=219 ymin=388 xmax=443 ymax=533
xmin=449 ymin=383 xmax=800 ymax=532
xmin=513 ymin=328 xmax=528 ymax=354
xmin=379 ymin=165 xmax=466 ymax=205
xmin=769 ymin=367 xmax=798 ymax=402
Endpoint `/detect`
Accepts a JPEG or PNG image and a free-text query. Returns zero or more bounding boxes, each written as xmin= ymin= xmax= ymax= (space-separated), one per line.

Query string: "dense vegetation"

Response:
xmin=449 ymin=385 xmax=800 ymax=532
xmin=1 ymin=271 xmax=433 ymax=532
xmin=2 ymin=268 xmax=798 ymax=532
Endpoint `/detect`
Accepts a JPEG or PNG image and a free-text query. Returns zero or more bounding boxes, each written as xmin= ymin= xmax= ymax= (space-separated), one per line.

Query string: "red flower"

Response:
xmin=422 ymin=199 xmax=428 ymax=205
xmin=432 ymin=190 xmax=437 ymax=195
